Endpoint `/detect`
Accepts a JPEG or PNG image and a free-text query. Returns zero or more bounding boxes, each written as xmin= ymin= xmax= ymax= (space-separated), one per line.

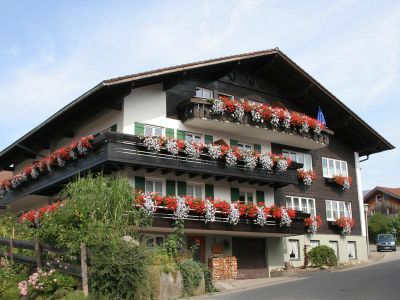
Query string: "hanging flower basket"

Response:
xmin=297 ymin=169 xmax=317 ymax=186
xmin=335 ymin=217 xmax=354 ymax=235
xmin=325 ymin=175 xmax=352 ymax=190
xmin=304 ymin=215 xmax=322 ymax=234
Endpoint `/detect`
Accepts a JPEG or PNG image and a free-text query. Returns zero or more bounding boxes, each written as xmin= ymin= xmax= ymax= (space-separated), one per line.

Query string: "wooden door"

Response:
xmin=187 ymin=236 xmax=206 ymax=263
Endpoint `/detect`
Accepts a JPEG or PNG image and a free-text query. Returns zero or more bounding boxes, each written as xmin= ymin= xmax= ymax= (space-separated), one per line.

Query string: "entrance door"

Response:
xmin=232 ymin=237 xmax=267 ymax=279
xmin=187 ymin=236 xmax=206 ymax=263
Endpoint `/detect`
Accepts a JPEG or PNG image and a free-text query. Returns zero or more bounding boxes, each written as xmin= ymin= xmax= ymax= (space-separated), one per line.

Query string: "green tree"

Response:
xmin=368 ymin=213 xmax=394 ymax=242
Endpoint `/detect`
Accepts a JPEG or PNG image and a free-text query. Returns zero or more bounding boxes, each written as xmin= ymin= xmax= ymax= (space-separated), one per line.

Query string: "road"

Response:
xmin=201 ymin=251 xmax=400 ymax=300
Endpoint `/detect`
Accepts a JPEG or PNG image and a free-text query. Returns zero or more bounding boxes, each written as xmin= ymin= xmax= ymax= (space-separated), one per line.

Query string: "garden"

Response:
xmin=0 ymin=175 xmax=215 ymax=299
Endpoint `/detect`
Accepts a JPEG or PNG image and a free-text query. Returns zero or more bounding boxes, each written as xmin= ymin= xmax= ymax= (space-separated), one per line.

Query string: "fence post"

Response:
xmin=34 ymin=240 xmax=42 ymax=268
xmin=80 ymin=242 xmax=89 ymax=297
xmin=9 ymin=239 xmax=14 ymax=263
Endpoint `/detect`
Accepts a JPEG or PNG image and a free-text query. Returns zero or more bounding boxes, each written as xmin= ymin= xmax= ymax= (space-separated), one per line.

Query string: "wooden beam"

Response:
xmin=15 ymin=144 xmax=43 ymax=159
xmin=258 ymin=182 xmax=269 ymax=186
xmin=238 ymin=179 xmax=247 ymax=184
xmin=175 ymin=171 xmax=184 ymax=177
xmin=215 ymin=176 xmax=225 ymax=181
xmin=132 ymin=166 xmax=141 ymax=171
xmin=227 ymin=177 xmax=236 ymax=182
xmin=249 ymin=180 xmax=258 ymax=185
xmin=189 ymin=173 xmax=199 ymax=178
xmin=329 ymin=116 xmax=353 ymax=130
xmin=201 ymin=174 xmax=212 ymax=179
xmin=161 ymin=170 xmax=171 ymax=175
xmin=147 ymin=168 xmax=156 ymax=173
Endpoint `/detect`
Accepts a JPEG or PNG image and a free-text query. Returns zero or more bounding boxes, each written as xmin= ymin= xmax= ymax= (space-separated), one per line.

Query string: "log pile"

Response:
xmin=208 ymin=256 xmax=237 ymax=280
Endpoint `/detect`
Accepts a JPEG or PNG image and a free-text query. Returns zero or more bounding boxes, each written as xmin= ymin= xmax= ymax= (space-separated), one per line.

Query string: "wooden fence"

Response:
xmin=0 ymin=238 xmax=89 ymax=297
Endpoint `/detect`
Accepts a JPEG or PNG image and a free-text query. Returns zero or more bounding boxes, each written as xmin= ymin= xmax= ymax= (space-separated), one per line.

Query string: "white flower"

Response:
xmin=251 ymin=105 xmax=263 ymax=123
xmin=255 ymin=206 xmax=268 ymax=226
xmin=307 ymin=218 xmax=319 ymax=234
xmin=232 ymin=103 xmax=245 ymax=120
xmin=143 ymin=136 xmax=163 ymax=152
xmin=279 ymin=207 xmax=292 ymax=227
xmin=211 ymin=99 xmax=226 ymax=115
xmin=166 ymin=139 xmax=179 ymax=156
xmin=207 ymin=144 xmax=222 ymax=160
xmin=204 ymin=199 xmax=216 ymax=223
xmin=259 ymin=153 xmax=274 ymax=171
xmin=342 ymin=178 xmax=351 ymax=191
xmin=142 ymin=193 xmax=156 ymax=216
xmin=299 ymin=121 xmax=309 ymax=133
xmin=184 ymin=142 xmax=201 ymax=158
xmin=270 ymin=113 xmax=280 ymax=128
xmin=228 ymin=203 xmax=240 ymax=225
xmin=69 ymin=149 xmax=78 ymax=160
xmin=243 ymin=151 xmax=257 ymax=170
xmin=57 ymin=157 xmax=66 ymax=168
xmin=225 ymin=150 xmax=238 ymax=167
xmin=314 ymin=123 xmax=322 ymax=135
xmin=174 ymin=196 xmax=189 ymax=220
xmin=77 ymin=141 xmax=89 ymax=155
xmin=30 ymin=167 xmax=40 ymax=179
xmin=282 ymin=110 xmax=291 ymax=129
xmin=276 ymin=159 xmax=289 ymax=173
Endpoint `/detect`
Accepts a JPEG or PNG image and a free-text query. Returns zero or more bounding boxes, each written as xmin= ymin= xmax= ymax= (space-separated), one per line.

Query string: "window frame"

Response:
xmin=196 ymin=87 xmax=214 ymax=99
xmin=145 ymin=234 xmax=165 ymax=247
xmin=145 ymin=177 xmax=165 ymax=196
xmin=325 ymin=200 xmax=352 ymax=221
xmin=285 ymin=196 xmax=316 ymax=217
xmin=144 ymin=124 xmax=164 ymax=137
xmin=321 ymin=157 xmax=348 ymax=178
xmin=186 ymin=182 xmax=205 ymax=199
xmin=310 ymin=240 xmax=320 ymax=249
xmin=288 ymin=239 xmax=300 ymax=261
xmin=347 ymin=241 xmax=357 ymax=259
xmin=329 ymin=240 xmax=339 ymax=259
xmin=237 ymin=141 xmax=253 ymax=153
xmin=283 ymin=149 xmax=313 ymax=171
xmin=185 ymin=132 xmax=203 ymax=144
xmin=239 ymin=189 xmax=255 ymax=205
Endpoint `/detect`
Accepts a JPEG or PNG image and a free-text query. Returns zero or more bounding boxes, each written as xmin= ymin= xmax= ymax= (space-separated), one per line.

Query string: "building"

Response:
xmin=364 ymin=187 xmax=400 ymax=216
xmin=0 ymin=49 xmax=394 ymax=278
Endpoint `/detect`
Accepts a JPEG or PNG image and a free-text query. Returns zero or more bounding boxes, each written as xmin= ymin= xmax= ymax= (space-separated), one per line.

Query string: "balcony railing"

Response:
xmin=178 ymin=98 xmax=333 ymax=150
xmin=1 ymin=132 xmax=302 ymax=205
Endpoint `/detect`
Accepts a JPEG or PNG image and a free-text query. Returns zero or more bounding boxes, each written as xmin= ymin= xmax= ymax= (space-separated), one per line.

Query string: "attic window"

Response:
xmin=196 ymin=87 xmax=213 ymax=99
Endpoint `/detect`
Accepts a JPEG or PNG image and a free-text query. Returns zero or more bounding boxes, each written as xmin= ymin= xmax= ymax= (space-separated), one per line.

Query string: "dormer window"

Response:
xmin=196 ymin=87 xmax=213 ymax=99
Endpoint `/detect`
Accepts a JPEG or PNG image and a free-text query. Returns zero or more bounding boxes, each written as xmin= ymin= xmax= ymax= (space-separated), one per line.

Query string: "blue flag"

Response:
xmin=317 ymin=106 xmax=326 ymax=126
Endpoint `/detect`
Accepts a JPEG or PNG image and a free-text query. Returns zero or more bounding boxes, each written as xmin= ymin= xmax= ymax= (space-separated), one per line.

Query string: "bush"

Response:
xmin=203 ymin=266 xmax=216 ymax=293
xmin=178 ymin=259 xmax=203 ymax=296
xmin=308 ymin=245 xmax=337 ymax=267
xmin=0 ymin=259 xmax=30 ymax=298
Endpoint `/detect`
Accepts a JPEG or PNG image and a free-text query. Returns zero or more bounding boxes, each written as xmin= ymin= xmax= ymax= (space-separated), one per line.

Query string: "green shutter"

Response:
xmin=231 ymin=188 xmax=240 ymax=202
xmin=230 ymin=139 xmax=238 ymax=147
xmin=205 ymin=184 xmax=214 ymax=199
xmin=254 ymin=144 xmax=261 ymax=153
xmin=166 ymin=180 xmax=176 ymax=196
xmin=205 ymin=135 xmax=213 ymax=144
xmin=135 ymin=122 xmax=144 ymax=136
xmin=177 ymin=181 xmax=187 ymax=196
xmin=165 ymin=128 xmax=175 ymax=138
xmin=256 ymin=191 xmax=265 ymax=204
xmin=177 ymin=130 xmax=186 ymax=141
xmin=135 ymin=176 xmax=145 ymax=192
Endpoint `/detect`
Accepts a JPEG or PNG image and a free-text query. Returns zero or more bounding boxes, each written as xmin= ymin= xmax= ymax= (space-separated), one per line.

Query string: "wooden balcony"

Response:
xmin=178 ymin=98 xmax=333 ymax=150
xmin=1 ymin=132 xmax=302 ymax=205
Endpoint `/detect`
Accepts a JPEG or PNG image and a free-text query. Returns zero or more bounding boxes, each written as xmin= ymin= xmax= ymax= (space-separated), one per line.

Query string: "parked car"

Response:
xmin=376 ymin=234 xmax=396 ymax=252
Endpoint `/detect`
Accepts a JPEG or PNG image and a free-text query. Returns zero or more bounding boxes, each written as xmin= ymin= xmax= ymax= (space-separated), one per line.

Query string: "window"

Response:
xmin=329 ymin=241 xmax=339 ymax=258
xmin=185 ymin=132 xmax=203 ymax=143
xmin=283 ymin=150 xmax=312 ymax=171
xmin=285 ymin=196 xmax=316 ymax=216
xmin=348 ymin=241 xmax=357 ymax=259
xmin=289 ymin=240 xmax=300 ymax=260
xmin=196 ymin=87 xmax=213 ymax=99
xmin=144 ymin=124 xmax=164 ymax=137
xmin=325 ymin=200 xmax=352 ymax=221
xmin=322 ymin=157 xmax=348 ymax=178
xmin=187 ymin=183 xmax=203 ymax=199
xmin=239 ymin=190 xmax=255 ymax=204
xmin=145 ymin=179 xmax=163 ymax=195
xmin=237 ymin=142 xmax=253 ymax=152
xmin=146 ymin=235 xmax=165 ymax=247
xmin=376 ymin=194 xmax=383 ymax=203
xmin=310 ymin=240 xmax=320 ymax=249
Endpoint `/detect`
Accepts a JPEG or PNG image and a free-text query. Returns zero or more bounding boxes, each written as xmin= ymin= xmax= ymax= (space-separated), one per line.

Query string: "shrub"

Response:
xmin=0 ymin=259 xmax=30 ymax=298
xmin=203 ymin=266 xmax=216 ymax=293
xmin=178 ymin=259 xmax=203 ymax=296
xmin=308 ymin=245 xmax=337 ymax=267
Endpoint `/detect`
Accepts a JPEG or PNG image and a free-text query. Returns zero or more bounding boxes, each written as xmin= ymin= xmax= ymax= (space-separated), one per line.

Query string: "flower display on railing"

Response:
xmin=336 ymin=217 xmax=354 ymax=235
xmin=209 ymin=98 xmax=325 ymax=135
xmin=0 ymin=136 xmax=94 ymax=197
xmin=332 ymin=175 xmax=352 ymax=190
xmin=304 ymin=215 xmax=322 ymax=234
xmin=139 ymin=135 xmax=292 ymax=172
xmin=134 ymin=193 xmax=296 ymax=227
xmin=297 ymin=169 xmax=317 ymax=186
xmin=18 ymin=202 xmax=62 ymax=226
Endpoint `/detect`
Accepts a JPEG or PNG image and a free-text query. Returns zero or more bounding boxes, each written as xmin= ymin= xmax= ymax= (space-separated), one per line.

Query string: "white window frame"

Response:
xmin=329 ymin=241 xmax=339 ymax=259
xmin=239 ymin=189 xmax=255 ymax=204
xmin=185 ymin=132 xmax=203 ymax=144
xmin=283 ymin=150 xmax=312 ymax=171
xmin=347 ymin=241 xmax=357 ymax=259
xmin=145 ymin=178 xmax=165 ymax=196
xmin=196 ymin=87 xmax=214 ymax=99
xmin=237 ymin=141 xmax=253 ymax=153
xmin=325 ymin=200 xmax=352 ymax=221
xmin=144 ymin=124 xmax=164 ymax=137
xmin=288 ymin=239 xmax=300 ymax=260
xmin=186 ymin=182 xmax=204 ymax=199
xmin=285 ymin=196 xmax=316 ymax=217
xmin=145 ymin=234 xmax=165 ymax=247
xmin=322 ymin=157 xmax=348 ymax=178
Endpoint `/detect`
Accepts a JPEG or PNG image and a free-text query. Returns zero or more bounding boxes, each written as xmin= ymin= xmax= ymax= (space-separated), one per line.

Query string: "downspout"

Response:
xmin=354 ymin=152 xmax=367 ymax=237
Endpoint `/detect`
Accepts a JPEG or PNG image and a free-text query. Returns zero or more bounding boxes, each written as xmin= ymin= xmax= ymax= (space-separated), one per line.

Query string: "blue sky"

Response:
xmin=0 ymin=0 xmax=399 ymax=190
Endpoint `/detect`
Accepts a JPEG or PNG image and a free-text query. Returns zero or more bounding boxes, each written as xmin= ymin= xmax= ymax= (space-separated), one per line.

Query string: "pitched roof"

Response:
xmin=364 ymin=186 xmax=400 ymax=201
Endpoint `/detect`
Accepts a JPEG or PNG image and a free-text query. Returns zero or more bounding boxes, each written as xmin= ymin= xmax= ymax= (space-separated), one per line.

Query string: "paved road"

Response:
xmin=201 ymin=251 xmax=400 ymax=300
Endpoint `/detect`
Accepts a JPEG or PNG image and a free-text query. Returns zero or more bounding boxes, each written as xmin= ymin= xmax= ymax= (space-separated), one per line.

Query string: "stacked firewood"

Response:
xmin=208 ymin=256 xmax=238 ymax=280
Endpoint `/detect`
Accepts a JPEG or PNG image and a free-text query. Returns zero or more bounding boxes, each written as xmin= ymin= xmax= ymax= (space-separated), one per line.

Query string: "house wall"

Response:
xmin=365 ymin=191 xmax=400 ymax=215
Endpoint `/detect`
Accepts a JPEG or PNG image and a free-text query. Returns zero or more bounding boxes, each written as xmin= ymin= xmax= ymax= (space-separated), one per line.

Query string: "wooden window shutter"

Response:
xmin=177 ymin=130 xmax=186 ymax=141
xmin=254 ymin=144 xmax=262 ymax=153
xmin=256 ymin=191 xmax=265 ymax=204
xmin=204 ymin=135 xmax=214 ymax=144
xmin=205 ymin=184 xmax=214 ymax=199
xmin=166 ymin=180 xmax=176 ymax=196
xmin=230 ymin=139 xmax=238 ymax=147
xmin=177 ymin=181 xmax=187 ymax=196
xmin=134 ymin=122 xmax=144 ymax=136
xmin=231 ymin=188 xmax=240 ymax=202
xmin=165 ymin=128 xmax=175 ymax=138
xmin=135 ymin=176 xmax=145 ymax=193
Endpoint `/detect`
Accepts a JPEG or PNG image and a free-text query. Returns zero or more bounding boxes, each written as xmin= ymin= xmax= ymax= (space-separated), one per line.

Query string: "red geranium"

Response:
xmin=213 ymin=200 xmax=230 ymax=215
xmin=186 ymin=197 xmax=205 ymax=214
xmin=336 ymin=216 xmax=354 ymax=228
xmin=304 ymin=215 xmax=322 ymax=227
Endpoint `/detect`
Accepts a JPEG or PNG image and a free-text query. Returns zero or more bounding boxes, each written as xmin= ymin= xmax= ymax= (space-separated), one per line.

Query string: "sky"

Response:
xmin=0 ymin=0 xmax=399 ymax=190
